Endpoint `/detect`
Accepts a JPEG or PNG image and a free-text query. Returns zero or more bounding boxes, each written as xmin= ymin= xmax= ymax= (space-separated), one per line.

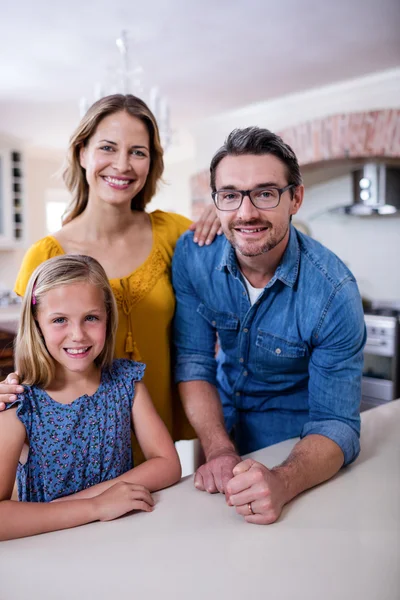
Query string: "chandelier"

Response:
xmin=79 ymin=31 xmax=172 ymax=150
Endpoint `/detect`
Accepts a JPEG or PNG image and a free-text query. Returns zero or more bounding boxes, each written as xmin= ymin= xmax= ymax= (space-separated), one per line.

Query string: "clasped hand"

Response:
xmin=194 ymin=451 xmax=241 ymax=494
xmin=226 ymin=459 xmax=287 ymax=524
xmin=196 ymin=455 xmax=288 ymax=525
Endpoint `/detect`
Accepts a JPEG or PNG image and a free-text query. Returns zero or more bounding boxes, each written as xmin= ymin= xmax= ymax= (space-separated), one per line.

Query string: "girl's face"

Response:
xmin=79 ymin=110 xmax=151 ymax=210
xmin=36 ymin=282 xmax=107 ymax=378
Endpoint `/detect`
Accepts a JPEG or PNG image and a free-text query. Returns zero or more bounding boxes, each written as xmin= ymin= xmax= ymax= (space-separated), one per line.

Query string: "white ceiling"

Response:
xmin=0 ymin=0 xmax=399 ymax=149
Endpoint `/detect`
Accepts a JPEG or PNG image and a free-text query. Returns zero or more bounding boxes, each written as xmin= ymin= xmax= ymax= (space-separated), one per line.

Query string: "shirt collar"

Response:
xmin=272 ymin=224 xmax=300 ymax=287
xmin=216 ymin=237 xmax=239 ymax=277
xmin=216 ymin=224 xmax=300 ymax=288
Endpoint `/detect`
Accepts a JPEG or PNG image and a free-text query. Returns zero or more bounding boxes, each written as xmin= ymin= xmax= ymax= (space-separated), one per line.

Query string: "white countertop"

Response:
xmin=0 ymin=400 xmax=399 ymax=600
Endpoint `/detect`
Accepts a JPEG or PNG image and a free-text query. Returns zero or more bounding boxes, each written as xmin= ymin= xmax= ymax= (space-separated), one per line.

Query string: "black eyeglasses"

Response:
xmin=212 ymin=184 xmax=295 ymax=211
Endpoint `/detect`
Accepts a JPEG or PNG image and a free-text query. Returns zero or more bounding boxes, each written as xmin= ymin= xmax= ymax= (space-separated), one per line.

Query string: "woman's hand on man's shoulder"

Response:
xmin=189 ymin=204 xmax=222 ymax=247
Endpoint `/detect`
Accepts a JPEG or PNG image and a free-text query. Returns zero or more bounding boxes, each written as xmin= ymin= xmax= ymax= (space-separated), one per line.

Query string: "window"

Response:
xmin=45 ymin=189 xmax=70 ymax=234
xmin=46 ymin=201 xmax=67 ymax=234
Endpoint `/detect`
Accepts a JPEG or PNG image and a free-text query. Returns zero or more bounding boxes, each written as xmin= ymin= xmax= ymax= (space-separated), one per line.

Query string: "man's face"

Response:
xmin=214 ymin=154 xmax=303 ymax=258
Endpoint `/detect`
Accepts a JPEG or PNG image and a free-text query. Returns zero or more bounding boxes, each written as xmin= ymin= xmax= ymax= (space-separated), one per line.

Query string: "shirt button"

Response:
xmin=239 ymin=357 xmax=244 ymax=363
xmin=243 ymin=371 xmax=248 ymax=377
xmin=242 ymin=291 xmax=246 ymax=296
xmin=275 ymin=348 xmax=282 ymax=355
xmin=212 ymin=320 xmax=216 ymax=326
xmin=236 ymin=391 xmax=240 ymax=396
xmin=243 ymin=328 xmax=249 ymax=333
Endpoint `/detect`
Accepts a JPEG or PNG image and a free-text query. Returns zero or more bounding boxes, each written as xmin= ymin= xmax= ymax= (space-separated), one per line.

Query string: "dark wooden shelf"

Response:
xmin=0 ymin=330 xmax=15 ymax=378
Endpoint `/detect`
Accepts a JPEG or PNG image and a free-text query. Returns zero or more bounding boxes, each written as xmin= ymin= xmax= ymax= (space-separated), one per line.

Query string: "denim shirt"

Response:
xmin=172 ymin=225 xmax=366 ymax=465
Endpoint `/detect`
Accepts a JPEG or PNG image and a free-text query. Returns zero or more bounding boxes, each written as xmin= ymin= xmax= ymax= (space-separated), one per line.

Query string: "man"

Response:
xmin=172 ymin=127 xmax=365 ymax=525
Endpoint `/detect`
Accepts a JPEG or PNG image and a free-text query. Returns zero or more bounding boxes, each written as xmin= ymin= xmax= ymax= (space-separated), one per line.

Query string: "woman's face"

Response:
xmin=80 ymin=110 xmax=151 ymax=210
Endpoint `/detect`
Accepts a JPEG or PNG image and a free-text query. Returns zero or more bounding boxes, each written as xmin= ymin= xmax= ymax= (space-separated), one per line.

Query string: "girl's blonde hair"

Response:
xmin=15 ymin=255 xmax=118 ymax=388
xmin=63 ymin=94 xmax=164 ymax=224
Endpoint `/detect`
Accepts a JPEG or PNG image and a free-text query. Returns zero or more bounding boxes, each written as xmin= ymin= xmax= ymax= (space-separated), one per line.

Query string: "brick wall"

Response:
xmin=190 ymin=109 xmax=400 ymax=209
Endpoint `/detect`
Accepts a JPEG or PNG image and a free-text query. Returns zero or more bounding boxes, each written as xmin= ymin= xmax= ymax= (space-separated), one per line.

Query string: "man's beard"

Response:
xmin=227 ymin=218 xmax=289 ymax=257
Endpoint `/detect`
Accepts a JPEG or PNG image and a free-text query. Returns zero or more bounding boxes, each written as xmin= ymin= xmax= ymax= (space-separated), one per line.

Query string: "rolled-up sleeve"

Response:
xmin=302 ymin=279 xmax=366 ymax=466
xmin=172 ymin=234 xmax=218 ymax=385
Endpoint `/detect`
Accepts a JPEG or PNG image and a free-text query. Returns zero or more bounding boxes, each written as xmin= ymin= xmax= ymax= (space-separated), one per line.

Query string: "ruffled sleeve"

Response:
xmin=108 ymin=359 xmax=146 ymax=405
xmin=5 ymin=389 xmax=33 ymax=435
xmin=14 ymin=237 xmax=64 ymax=297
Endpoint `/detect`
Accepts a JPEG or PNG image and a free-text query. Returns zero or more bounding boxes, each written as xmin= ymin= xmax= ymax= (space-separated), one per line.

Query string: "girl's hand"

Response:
xmin=0 ymin=373 xmax=24 ymax=411
xmin=189 ymin=204 xmax=222 ymax=246
xmin=92 ymin=481 xmax=154 ymax=522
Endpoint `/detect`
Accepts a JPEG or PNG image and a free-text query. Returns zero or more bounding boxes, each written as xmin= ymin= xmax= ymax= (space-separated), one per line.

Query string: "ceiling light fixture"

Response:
xmin=79 ymin=30 xmax=172 ymax=150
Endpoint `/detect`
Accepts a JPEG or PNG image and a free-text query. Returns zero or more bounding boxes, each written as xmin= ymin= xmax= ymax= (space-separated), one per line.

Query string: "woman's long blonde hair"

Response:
xmin=15 ymin=255 xmax=118 ymax=388
xmin=63 ymin=94 xmax=164 ymax=224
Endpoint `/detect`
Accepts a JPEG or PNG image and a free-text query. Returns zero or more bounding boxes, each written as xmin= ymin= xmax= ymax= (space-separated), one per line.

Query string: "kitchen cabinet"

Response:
xmin=0 ymin=308 xmax=19 ymax=377
xmin=0 ymin=329 xmax=15 ymax=378
xmin=0 ymin=148 xmax=25 ymax=248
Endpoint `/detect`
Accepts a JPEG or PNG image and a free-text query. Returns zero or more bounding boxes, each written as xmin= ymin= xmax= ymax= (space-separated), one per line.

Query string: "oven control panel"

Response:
xmin=364 ymin=314 xmax=397 ymax=357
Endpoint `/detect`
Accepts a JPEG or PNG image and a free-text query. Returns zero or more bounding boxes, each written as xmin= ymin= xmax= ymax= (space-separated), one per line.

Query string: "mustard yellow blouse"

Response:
xmin=14 ymin=210 xmax=195 ymax=462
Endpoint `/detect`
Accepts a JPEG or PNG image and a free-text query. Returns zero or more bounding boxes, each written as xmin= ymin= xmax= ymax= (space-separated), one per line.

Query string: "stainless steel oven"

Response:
xmin=361 ymin=306 xmax=400 ymax=411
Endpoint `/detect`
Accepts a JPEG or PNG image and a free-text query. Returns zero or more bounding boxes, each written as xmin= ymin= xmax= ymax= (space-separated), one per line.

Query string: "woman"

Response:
xmin=0 ymin=94 xmax=220 ymax=462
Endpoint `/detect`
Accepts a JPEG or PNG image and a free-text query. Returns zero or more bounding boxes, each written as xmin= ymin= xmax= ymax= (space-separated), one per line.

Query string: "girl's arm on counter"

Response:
xmin=0 ymin=408 xmax=154 ymax=541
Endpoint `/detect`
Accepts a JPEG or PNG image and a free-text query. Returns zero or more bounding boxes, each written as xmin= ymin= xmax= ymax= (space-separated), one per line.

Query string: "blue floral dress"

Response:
xmin=8 ymin=359 xmax=145 ymax=502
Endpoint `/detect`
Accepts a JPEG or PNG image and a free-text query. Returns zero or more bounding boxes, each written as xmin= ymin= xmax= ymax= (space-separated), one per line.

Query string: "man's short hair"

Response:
xmin=210 ymin=126 xmax=303 ymax=194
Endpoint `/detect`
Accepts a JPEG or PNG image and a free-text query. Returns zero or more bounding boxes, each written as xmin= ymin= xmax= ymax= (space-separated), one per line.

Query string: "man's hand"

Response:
xmin=194 ymin=451 xmax=241 ymax=494
xmin=0 ymin=373 xmax=23 ymax=411
xmin=225 ymin=459 xmax=288 ymax=525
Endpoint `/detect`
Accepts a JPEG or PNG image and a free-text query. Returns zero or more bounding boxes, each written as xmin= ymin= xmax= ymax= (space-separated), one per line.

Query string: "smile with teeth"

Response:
xmin=65 ymin=347 xmax=91 ymax=355
xmin=103 ymin=176 xmax=133 ymax=187
xmin=236 ymin=227 xmax=267 ymax=233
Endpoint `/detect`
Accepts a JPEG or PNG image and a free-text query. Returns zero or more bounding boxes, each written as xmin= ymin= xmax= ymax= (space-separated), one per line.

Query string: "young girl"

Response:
xmin=0 ymin=254 xmax=181 ymax=541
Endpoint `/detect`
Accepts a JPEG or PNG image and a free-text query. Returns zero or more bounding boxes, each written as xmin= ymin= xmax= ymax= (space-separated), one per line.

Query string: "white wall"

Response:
xmin=184 ymin=67 xmax=400 ymax=300
xmin=191 ymin=67 xmax=400 ymax=171
xmin=148 ymin=157 xmax=195 ymax=219
xmin=148 ymin=128 xmax=196 ymax=219
xmin=301 ymin=176 xmax=400 ymax=301
xmin=155 ymin=68 xmax=400 ymax=222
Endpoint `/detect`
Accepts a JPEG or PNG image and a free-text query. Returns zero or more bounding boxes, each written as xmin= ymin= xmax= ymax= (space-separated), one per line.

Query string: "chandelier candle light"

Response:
xmin=79 ymin=31 xmax=172 ymax=150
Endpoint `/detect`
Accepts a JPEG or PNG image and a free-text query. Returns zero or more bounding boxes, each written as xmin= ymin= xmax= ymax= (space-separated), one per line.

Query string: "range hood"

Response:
xmin=330 ymin=163 xmax=400 ymax=216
